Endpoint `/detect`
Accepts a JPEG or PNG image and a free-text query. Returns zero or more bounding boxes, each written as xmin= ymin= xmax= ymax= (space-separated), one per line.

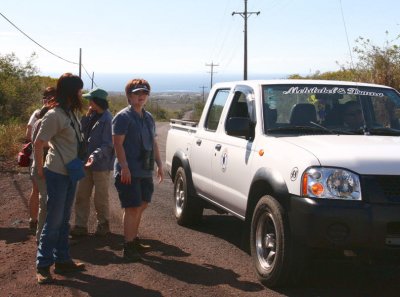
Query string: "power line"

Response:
xmin=0 ymin=11 xmax=78 ymax=65
xmin=339 ymin=0 xmax=354 ymax=70
xmin=82 ymin=64 xmax=98 ymax=88
xmin=0 ymin=11 xmax=97 ymax=87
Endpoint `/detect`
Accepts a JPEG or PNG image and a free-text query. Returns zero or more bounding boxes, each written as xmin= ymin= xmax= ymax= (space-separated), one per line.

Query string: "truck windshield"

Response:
xmin=262 ymin=84 xmax=400 ymax=136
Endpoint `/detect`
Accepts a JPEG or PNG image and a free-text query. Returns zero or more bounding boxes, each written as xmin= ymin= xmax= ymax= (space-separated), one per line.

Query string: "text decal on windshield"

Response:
xmin=282 ymin=87 xmax=384 ymax=97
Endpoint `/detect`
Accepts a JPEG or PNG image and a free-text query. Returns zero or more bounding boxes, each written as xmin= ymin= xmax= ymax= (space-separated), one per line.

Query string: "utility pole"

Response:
xmin=79 ymin=48 xmax=82 ymax=78
xmin=199 ymin=85 xmax=207 ymax=102
xmin=91 ymin=72 xmax=95 ymax=89
xmin=232 ymin=0 xmax=260 ymax=80
xmin=205 ymin=61 xmax=219 ymax=89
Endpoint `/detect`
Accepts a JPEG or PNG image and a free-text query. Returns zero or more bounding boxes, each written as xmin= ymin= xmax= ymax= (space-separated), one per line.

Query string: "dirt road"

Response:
xmin=0 ymin=122 xmax=399 ymax=297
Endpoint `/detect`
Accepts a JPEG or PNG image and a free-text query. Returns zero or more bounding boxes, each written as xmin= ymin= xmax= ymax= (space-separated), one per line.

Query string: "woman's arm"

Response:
xmin=26 ymin=125 xmax=33 ymax=142
xmin=113 ymin=134 xmax=131 ymax=184
xmin=153 ymin=138 xmax=164 ymax=183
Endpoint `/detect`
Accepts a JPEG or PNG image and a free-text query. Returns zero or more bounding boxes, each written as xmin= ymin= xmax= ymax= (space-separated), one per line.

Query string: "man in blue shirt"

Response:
xmin=112 ymin=78 xmax=164 ymax=262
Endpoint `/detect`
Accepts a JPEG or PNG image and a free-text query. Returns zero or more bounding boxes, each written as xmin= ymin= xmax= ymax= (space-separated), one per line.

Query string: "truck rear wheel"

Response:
xmin=250 ymin=195 xmax=302 ymax=287
xmin=174 ymin=167 xmax=203 ymax=226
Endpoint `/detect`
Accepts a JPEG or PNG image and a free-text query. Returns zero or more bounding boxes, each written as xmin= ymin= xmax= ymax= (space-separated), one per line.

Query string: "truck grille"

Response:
xmin=377 ymin=176 xmax=400 ymax=203
xmin=362 ymin=175 xmax=400 ymax=203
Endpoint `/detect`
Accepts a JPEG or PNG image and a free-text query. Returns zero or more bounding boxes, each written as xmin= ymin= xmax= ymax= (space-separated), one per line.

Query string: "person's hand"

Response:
xmin=120 ymin=166 xmax=131 ymax=184
xmin=156 ymin=165 xmax=164 ymax=183
xmin=84 ymin=156 xmax=94 ymax=168
xmin=86 ymin=106 xmax=94 ymax=117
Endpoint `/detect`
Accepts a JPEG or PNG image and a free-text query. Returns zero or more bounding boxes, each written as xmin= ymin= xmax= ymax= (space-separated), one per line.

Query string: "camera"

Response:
xmin=142 ymin=150 xmax=155 ymax=170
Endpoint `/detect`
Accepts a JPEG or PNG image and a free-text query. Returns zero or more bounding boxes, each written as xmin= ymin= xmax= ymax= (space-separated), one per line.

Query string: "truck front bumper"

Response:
xmin=289 ymin=196 xmax=400 ymax=255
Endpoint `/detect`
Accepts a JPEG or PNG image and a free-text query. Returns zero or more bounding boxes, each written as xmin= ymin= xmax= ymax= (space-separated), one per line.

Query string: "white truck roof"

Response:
xmin=212 ymin=79 xmax=395 ymax=90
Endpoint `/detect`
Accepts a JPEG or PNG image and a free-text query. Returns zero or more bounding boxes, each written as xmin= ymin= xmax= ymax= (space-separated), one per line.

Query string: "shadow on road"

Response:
xmin=55 ymin=272 xmax=163 ymax=297
xmin=70 ymin=233 xmax=125 ymax=265
xmin=70 ymin=234 xmax=192 ymax=266
xmin=69 ymin=234 xmax=264 ymax=293
xmin=191 ymin=213 xmax=247 ymax=250
xmin=143 ymin=253 xmax=264 ymax=293
xmin=0 ymin=227 xmax=31 ymax=244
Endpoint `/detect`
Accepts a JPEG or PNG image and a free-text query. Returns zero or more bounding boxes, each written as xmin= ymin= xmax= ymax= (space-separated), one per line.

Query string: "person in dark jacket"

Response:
xmin=70 ymin=88 xmax=114 ymax=236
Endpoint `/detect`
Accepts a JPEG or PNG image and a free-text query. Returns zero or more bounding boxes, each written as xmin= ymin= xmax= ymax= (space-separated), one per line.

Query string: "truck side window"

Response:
xmin=205 ymin=89 xmax=230 ymax=131
xmin=227 ymin=91 xmax=249 ymax=119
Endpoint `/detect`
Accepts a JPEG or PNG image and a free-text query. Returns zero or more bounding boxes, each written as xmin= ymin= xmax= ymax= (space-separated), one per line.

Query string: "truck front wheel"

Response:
xmin=250 ymin=195 xmax=301 ymax=287
xmin=174 ymin=167 xmax=203 ymax=226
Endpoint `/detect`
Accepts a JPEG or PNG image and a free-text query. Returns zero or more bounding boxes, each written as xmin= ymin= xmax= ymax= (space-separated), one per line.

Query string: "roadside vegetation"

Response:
xmin=289 ymin=32 xmax=400 ymax=89
xmin=1 ymin=32 xmax=399 ymax=164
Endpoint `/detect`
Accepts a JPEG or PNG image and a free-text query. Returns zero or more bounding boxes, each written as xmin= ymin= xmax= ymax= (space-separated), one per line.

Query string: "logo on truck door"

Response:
xmin=290 ymin=167 xmax=299 ymax=181
xmin=221 ymin=149 xmax=228 ymax=172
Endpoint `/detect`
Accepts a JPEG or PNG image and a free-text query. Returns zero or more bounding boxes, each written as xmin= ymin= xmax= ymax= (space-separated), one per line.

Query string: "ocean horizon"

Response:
xmin=51 ymin=72 xmax=290 ymax=93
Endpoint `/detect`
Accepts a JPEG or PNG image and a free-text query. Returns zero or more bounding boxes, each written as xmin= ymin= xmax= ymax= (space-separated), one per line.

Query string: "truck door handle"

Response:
xmin=196 ymin=139 xmax=202 ymax=146
xmin=215 ymin=144 xmax=222 ymax=151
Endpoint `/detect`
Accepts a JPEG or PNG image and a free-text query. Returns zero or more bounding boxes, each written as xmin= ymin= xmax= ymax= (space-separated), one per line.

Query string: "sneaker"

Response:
xmin=54 ymin=261 xmax=85 ymax=275
xmin=70 ymin=226 xmax=88 ymax=237
xmin=95 ymin=221 xmax=110 ymax=236
xmin=29 ymin=219 xmax=37 ymax=234
xmin=134 ymin=236 xmax=151 ymax=251
xmin=36 ymin=266 xmax=53 ymax=284
xmin=123 ymin=241 xmax=142 ymax=262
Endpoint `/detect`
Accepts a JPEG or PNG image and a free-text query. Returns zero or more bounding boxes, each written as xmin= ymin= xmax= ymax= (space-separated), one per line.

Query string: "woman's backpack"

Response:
xmin=17 ymin=142 xmax=33 ymax=167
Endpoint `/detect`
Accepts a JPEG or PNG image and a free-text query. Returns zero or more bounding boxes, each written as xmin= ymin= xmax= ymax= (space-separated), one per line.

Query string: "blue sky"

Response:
xmin=1 ymin=0 xmax=399 ymax=84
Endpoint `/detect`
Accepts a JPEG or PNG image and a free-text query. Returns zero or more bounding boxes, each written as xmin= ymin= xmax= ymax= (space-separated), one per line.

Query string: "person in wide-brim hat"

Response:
xmin=70 ymin=87 xmax=115 ymax=238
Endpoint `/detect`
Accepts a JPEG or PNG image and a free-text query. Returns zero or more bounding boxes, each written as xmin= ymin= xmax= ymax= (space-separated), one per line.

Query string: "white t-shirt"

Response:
xmin=27 ymin=109 xmax=40 ymax=159
xmin=28 ymin=109 xmax=40 ymax=127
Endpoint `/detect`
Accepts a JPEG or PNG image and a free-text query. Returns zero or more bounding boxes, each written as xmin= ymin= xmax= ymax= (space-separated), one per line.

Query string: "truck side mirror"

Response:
xmin=226 ymin=117 xmax=251 ymax=139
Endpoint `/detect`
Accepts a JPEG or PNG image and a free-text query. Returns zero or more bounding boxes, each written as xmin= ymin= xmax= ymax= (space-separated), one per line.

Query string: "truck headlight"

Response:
xmin=301 ymin=167 xmax=361 ymax=200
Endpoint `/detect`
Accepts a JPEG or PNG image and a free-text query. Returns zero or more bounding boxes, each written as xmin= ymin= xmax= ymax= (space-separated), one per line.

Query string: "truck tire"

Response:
xmin=250 ymin=195 xmax=301 ymax=287
xmin=174 ymin=167 xmax=203 ymax=226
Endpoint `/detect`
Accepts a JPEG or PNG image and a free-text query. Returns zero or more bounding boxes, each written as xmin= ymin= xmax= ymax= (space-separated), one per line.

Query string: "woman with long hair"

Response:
xmin=34 ymin=73 xmax=86 ymax=284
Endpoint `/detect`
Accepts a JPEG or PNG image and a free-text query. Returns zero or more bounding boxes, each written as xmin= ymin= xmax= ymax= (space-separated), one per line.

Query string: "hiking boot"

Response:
xmin=123 ymin=241 xmax=142 ymax=262
xmin=29 ymin=219 xmax=38 ymax=234
xmin=134 ymin=236 xmax=151 ymax=251
xmin=36 ymin=266 xmax=53 ymax=284
xmin=54 ymin=261 xmax=85 ymax=275
xmin=95 ymin=221 xmax=110 ymax=236
xmin=70 ymin=226 xmax=88 ymax=237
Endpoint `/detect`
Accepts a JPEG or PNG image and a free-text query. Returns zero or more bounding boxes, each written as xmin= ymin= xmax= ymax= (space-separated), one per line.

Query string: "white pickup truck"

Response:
xmin=165 ymin=79 xmax=400 ymax=287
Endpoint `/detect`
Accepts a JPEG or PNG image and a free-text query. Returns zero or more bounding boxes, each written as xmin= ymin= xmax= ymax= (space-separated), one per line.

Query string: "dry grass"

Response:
xmin=0 ymin=121 xmax=25 ymax=161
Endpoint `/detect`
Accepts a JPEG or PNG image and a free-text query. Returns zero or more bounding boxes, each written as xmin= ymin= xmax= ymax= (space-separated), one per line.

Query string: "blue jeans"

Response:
xmin=36 ymin=169 xmax=77 ymax=268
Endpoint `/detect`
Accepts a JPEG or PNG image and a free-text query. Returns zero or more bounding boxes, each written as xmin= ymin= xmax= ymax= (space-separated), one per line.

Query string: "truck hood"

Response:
xmin=280 ymin=135 xmax=400 ymax=175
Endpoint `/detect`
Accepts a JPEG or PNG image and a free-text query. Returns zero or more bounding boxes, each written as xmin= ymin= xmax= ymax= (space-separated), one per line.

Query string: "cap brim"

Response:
xmin=82 ymin=94 xmax=92 ymax=99
xmin=131 ymin=88 xmax=150 ymax=93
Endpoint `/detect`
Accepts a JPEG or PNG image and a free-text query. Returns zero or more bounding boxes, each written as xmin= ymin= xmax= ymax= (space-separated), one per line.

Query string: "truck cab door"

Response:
xmin=211 ymin=86 xmax=256 ymax=218
xmin=190 ymin=88 xmax=231 ymax=197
